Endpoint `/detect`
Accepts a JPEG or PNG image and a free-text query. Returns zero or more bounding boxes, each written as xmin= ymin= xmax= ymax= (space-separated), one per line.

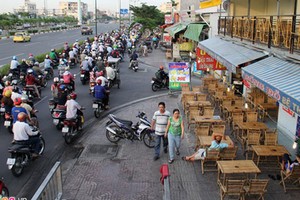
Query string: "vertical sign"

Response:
xmin=169 ymin=62 xmax=190 ymax=91
xmin=164 ymin=14 xmax=173 ymax=24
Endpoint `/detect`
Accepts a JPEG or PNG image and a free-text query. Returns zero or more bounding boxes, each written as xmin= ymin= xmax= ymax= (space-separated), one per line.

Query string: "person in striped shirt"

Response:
xmin=151 ymin=102 xmax=171 ymax=161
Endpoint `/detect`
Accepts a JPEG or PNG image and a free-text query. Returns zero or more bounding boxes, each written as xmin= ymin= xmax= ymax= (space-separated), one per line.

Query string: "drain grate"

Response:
xmin=86 ymin=144 xmax=118 ymax=157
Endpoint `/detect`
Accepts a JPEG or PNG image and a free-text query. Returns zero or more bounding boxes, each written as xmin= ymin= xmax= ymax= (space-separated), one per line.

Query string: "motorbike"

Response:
xmin=19 ymin=71 xmax=26 ymax=86
xmin=89 ymin=81 xmax=96 ymax=95
xmin=52 ymin=105 xmax=66 ymax=130
xmin=61 ymin=108 xmax=85 ymax=144
xmin=68 ymin=58 xmax=76 ymax=67
xmin=107 ymin=70 xmax=120 ymax=89
xmin=43 ymin=68 xmax=53 ymax=80
xmin=4 ymin=112 xmax=13 ymax=134
xmin=130 ymin=60 xmax=139 ymax=72
xmin=38 ymin=74 xmax=48 ymax=88
xmin=22 ymin=86 xmax=41 ymax=100
xmin=105 ymin=112 xmax=155 ymax=148
xmin=7 ymin=129 xmax=45 ymax=177
xmin=0 ymin=105 xmax=5 ymax=119
xmin=92 ymin=100 xmax=105 ymax=118
xmin=80 ymin=70 xmax=89 ymax=85
xmin=0 ymin=178 xmax=9 ymax=198
xmin=151 ymin=76 xmax=169 ymax=92
xmin=48 ymin=98 xmax=58 ymax=113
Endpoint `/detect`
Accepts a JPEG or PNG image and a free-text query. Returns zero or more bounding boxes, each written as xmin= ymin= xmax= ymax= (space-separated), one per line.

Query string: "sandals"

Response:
xmin=182 ymin=156 xmax=187 ymax=161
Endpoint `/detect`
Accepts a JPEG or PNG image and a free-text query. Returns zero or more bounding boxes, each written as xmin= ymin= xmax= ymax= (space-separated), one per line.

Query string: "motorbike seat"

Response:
xmin=55 ymin=105 xmax=66 ymax=110
xmin=94 ymin=99 xmax=104 ymax=104
xmin=114 ymin=117 xmax=133 ymax=126
xmin=65 ymin=118 xmax=77 ymax=122
xmin=8 ymin=144 xmax=30 ymax=153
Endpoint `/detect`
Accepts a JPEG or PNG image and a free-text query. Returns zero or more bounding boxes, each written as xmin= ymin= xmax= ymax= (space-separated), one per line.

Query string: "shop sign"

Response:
xmin=165 ymin=14 xmax=173 ymax=24
xmin=163 ymin=33 xmax=171 ymax=43
xmin=196 ymin=48 xmax=227 ymax=71
xmin=243 ymin=79 xmax=251 ymax=89
xmin=169 ymin=62 xmax=190 ymax=91
xmin=282 ymin=105 xmax=295 ymax=117
xmin=243 ymin=73 xmax=300 ymax=115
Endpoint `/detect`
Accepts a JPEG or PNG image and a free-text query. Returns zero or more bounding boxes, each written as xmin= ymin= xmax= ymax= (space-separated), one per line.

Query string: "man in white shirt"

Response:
xmin=13 ymin=112 xmax=40 ymax=157
xmin=151 ymin=102 xmax=171 ymax=161
xmin=65 ymin=92 xmax=83 ymax=129
xmin=106 ymin=65 xmax=115 ymax=81
xmin=96 ymin=71 xmax=108 ymax=87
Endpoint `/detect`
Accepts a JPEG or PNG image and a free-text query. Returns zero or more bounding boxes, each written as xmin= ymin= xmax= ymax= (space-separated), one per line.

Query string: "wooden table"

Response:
xmin=194 ymin=116 xmax=224 ymax=125
xmin=198 ymin=135 xmax=233 ymax=147
xmin=185 ymin=101 xmax=211 ymax=107
xmin=217 ymin=160 xmax=261 ymax=184
xmin=236 ymin=122 xmax=268 ymax=131
xmin=252 ymin=145 xmax=290 ymax=167
xmin=182 ymin=91 xmax=203 ymax=95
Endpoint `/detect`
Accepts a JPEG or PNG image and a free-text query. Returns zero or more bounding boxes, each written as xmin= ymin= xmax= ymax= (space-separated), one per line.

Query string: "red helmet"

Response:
xmin=69 ymin=92 xmax=77 ymax=100
xmin=29 ymin=53 xmax=33 ymax=57
xmin=159 ymin=65 xmax=164 ymax=70
xmin=14 ymin=97 xmax=22 ymax=106
xmin=17 ymin=112 xmax=27 ymax=122
xmin=97 ymin=79 xmax=102 ymax=85
xmin=99 ymin=71 xmax=104 ymax=76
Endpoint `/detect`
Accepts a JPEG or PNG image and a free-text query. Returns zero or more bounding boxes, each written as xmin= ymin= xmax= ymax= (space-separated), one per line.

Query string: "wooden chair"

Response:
xmin=264 ymin=130 xmax=278 ymax=145
xmin=195 ymin=126 xmax=210 ymax=149
xmin=181 ymin=85 xmax=190 ymax=93
xmin=243 ymin=179 xmax=269 ymax=200
xmin=185 ymin=105 xmax=199 ymax=115
xmin=234 ymin=99 xmax=244 ymax=107
xmin=220 ymin=99 xmax=232 ymax=118
xmin=192 ymin=86 xmax=202 ymax=92
xmin=231 ymin=112 xmax=244 ymax=136
xmin=219 ymin=146 xmax=238 ymax=160
xmin=219 ymin=179 xmax=246 ymax=200
xmin=280 ymin=165 xmax=300 ymax=192
xmin=246 ymin=111 xmax=258 ymax=122
xmin=200 ymin=148 xmax=220 ymax=174
xmin=202 ymin=107 xmax=214 ymax=117
xmin=211 ymin=124 xmax=226 ymax=136
xmin=244 ymin=130 xmax=261 ymax=159
xmin=187 ymin=110 xmax=200 ymax=129
xmin=196 ymin=94 xmax=207 ymax=101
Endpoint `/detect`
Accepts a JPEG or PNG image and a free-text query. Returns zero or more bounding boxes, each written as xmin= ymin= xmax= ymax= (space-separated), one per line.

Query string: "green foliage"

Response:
xmin=0 ymin=64 xmax=10 ymax=76
xmin=28 ymin=29 xmax=38 ymax=34
xmin=130 ymin=3 xmax=164 ymax=31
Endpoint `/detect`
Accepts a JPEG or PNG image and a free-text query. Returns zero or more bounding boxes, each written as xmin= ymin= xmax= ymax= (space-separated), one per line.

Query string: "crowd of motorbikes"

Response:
xmin=0 ymin=24 xmax=166 ymax=195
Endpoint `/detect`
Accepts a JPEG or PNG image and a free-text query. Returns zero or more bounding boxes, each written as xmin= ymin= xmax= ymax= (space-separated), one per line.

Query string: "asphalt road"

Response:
xmin=0 ymin=23 xmax=115 ymax=66
xmin=0 ymin=24 xmax=168 ymax=198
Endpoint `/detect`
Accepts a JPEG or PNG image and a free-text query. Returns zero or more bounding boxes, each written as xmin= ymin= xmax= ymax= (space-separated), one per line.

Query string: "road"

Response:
xmin=0 ymin=23 xmax=112 ymax=66
xmin=0 ymin=24 xmax=168 ymax=198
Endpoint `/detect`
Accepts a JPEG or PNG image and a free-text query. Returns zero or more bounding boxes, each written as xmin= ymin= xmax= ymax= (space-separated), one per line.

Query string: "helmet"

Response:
xmin=17 ymin=112 xmax=27 ymax=122
xmin=21 ymin=58 xmax=26 ymax=62
xmin=21 ymin=94 xmax=29 ymax=102
xmin=27 ymin=69 xmax=33 ymax=74
xmin=29 ymin=53 xmax=33 ymax=57
xmin=34 ymin=62 xmax=39 ymax=66
xmin=5 ymin=80 xmax=11 ymax=86
xmin=63 ymin=71 xmax=70 ymax=76
xmin=159 ymin=65 xmax=164 ymax=70
xmin=46 ymin=54 xmax=49 ymax=58
xmin=69 ymin=92 xmax=77 ymax=100
xmin=53 ymin=77 xmax=59 ymax=83
xmin=97 ymin=79 xmax=102 ymax=85
xmin=76 ymin=39 xmax=78 ymax=42
xmin=12 ymin=56 xmax=17 ymax=60
xmin=99 ymin=71 xmax=104 ymax=76
xmin=85 ymin=56 xmax=89 ymax=60
xmin=51 ymin=49 xmax=54 ymax=52
xmin=4 ymin=90 xmax=12 ymax=97
xmin=11 ymin=80 xmax=18 ymax=86
xmin=59 ymin=84 xmax=66 ymax=91
xmin=14 ymin=97 xmax=22 ymax=106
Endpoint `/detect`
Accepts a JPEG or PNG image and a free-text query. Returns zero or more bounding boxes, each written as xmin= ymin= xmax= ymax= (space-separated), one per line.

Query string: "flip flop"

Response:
xmin=181 ymin=156 xmax=187 ymax=161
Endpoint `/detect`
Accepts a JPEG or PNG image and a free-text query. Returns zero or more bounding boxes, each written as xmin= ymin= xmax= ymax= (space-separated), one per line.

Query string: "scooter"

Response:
xmin=4 ymin=112 xmax=13 ymax=134
xmin=0 ymin=177 xmax=9 ymax=198
xmin=130 ymin=60 xmax=139 ymax=72
xmin=92 ymin=100 xmax=105 ymax=118
xmin=52 ymin=105 xmax=66 ymax=130
xmin=80 ymin=70 xmax=89 ymax=85
xmin=151 ymin=76 xmax=169 ymax=92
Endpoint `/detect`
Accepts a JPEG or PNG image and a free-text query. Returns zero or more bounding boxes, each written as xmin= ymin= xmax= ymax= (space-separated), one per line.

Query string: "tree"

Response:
xmin=130 ymin=3 xmax=164 ymax=31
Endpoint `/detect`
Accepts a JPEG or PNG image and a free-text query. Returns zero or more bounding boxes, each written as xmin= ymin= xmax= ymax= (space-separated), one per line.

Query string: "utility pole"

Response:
xmin=95 ymin=0 xmax=97 ymax=35
xmin=78 ymin=0 xmax=82 ymax=25
xmin=119 ymin=0 xmax=121 ymax=30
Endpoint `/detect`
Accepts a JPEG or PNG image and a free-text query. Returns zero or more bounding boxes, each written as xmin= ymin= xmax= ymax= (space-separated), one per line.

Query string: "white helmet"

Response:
xmin=85 ymin=56 xmax=89 ymax=60
xmin=53 ymin=77 xmax=59 ymax=83
xmin=63 ymin=71 xmax=70 ymax=76
xmin=21 ymin=94 xmax=29 ymax=102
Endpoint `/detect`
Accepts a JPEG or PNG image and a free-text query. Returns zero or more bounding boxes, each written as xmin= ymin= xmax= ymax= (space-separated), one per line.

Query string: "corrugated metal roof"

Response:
xmin=198 ymin=37 xmax=267 ymax=73
xmin=243 ymin=56 xmax=300 ymax=101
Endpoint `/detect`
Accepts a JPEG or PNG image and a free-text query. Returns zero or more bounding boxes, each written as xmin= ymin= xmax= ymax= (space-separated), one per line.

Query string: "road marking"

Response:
xmin=34 ymin=96 xmax=48 ymax=106
xmin=0 ymin=53 xmax=24 ymax=61
xmin=24 ymin=42 xmax=40 ymax=46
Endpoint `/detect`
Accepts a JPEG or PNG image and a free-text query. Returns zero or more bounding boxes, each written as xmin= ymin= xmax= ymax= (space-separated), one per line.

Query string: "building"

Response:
xmin=14 ymin=0 xmax=37 ymax=16
xmin=159 ymin=2 xmax=172 ymax=13
xmin=59 ymin=1 xmax=88 ymax=18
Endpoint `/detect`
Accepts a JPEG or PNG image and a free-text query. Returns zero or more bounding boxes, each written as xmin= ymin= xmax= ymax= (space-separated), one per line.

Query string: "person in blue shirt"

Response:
xmin=11 ymin=97 xmax=28 ymax=123
xmin=182 ymin=133 xmax=233 ymax=161
xmin=93 ymin=79 xmax=109 ymax=109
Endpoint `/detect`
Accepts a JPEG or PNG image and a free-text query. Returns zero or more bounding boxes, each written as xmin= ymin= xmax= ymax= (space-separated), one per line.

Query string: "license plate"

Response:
xmin=80 ymin=74 xmax=85 ymax=77
xmin=0 ymin=107 xmax=5 ymax=112
xmin=4 ymin=121 xmax=11 ymax=127
xmin=151 ymin=81 xmax=154 ymax=83
xmin=92 ymin=103 xmax=98 ymax=108
xmin=44 ymin=71 xmax=48 ymax=74
xmin=90 ymin=87 xmax=94 ymax=91
xmin=20 ymin=75 xmax=24 ymax=79
xmin=7 ymin=158 xmax=15 ymax=165
xmin=62 ymin=127 xmax=69 ymax=133
xmin=53 ymin=119 xmax=59 ymax=125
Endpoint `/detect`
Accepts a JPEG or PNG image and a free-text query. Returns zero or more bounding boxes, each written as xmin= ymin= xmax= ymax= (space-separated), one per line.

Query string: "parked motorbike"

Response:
xmin=7 ymin=128 xmax=45 ymax=177
xmin=151 ymin=76 xmax=169 ymax=92
xmin=61 ymin=108 xmax=85 ymax=144
xmin=0 ymin=178 xmax=9 ymax=198
xmin=52 ymin=105 xmax=66 ymax=130
xmin=130 ymin=60 xmax=139 ymax=72
xmin=4 ymin=112 xmax=13 ymax=134
xmin=92 ymin=100 xmax=105 ymax=118
xmin=80 ymin=70 xmax=89 ymax=85
xmin=105 ymin=112 xmax=155 ymax=148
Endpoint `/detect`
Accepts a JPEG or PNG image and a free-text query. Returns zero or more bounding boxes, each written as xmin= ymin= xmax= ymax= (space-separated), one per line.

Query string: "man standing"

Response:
xmin=151 ymin=102 xmax=170 ymax=161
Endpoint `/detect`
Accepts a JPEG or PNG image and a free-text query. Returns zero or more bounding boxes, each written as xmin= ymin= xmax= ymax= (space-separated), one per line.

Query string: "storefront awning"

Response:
xmin=165 ymin=22 xmax=189 ymax=37
xmin=198 ymin=37 xmax=267 ymax=73
xmin=183 ymin=23 xmax=205 ymax=42
xmin=242 ymin=56 xmax=300 ymax=115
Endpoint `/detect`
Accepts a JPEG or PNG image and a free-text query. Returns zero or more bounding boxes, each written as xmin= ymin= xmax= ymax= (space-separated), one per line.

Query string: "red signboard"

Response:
xmin=163 ymin=33 xmax=171 ymax=43
xmin=196 ymin=48 xmax=227 ymax=71
xmin=165 ymin=14 xmax=173 ymax=24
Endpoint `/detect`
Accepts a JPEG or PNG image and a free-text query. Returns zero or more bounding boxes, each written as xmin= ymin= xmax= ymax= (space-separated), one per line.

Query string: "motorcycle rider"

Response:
xmin=94 ymin=79 xmax=109 ymax=109
xmin=57 ymin=84 xmax=69 ymax=106
xmin=81 ymin=56 xmax=92 ymax=78
xmin=11 ymin=97 xmax=28 ymax=124
xmin=13 ymin=112 xmax=40 ymax=158
xmin=19 ymin=59 xmax=29 ymax=74
xmin=2 ymin=81 xmax=13 ymax=96
xmin=51 ymin=77 xmax=60 ymax=100
xmin=69 ymin=47 xmax=77 ymax=64
xmin=49 ymin=49 xmax=59 ymax=63
xmin=63 ymin=42 xmax=70 ymax=56
xmin=1 ymin=90 xmax=13 ymax=114
xmin=32 ymin=62 xmax=43 ymax=77
xmin=129 ymin=50 xmax=138 ymax=68
xmin=62 ymin=71 xmax=75 ymax=91
xmin=25 ymin=69 xmax=41 ymax=99
xmin=10 ymin=56 xmax=20 ymax=75
xmin=111 ymin=48 xmax=120 ymax=58
xmin=65 ymin=92 xmax=84 ymax=130
xmin=156 ymin=66 xmax=168 ymax=85
xmin=20 ymin=94 xmax=34 ymax=119
xmin=95 ymin=71 xmax=108 ymax=87
xmin=105 ymin=64 xmax=116 ymax=82
xmin=11 ymin=86 xmax=22 ymax=102
xmin=44 ymin=55 xmax=54 ymax=75
xmin=28 ymin=53 xmax=36 ymax=66
xmin=73 ymin=39 xmax=79 ymax=49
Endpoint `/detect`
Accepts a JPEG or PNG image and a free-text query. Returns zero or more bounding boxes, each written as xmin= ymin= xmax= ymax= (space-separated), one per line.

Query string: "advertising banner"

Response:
xmin=169 ymin=62 xmax=190 ymax=90
xmin=196 ymin=48 xmax=227 ymax=71
xmin=200 ymin=0 xmax=222 ymax=9
xmin=165 ymin=14 xmax=173 ymax=24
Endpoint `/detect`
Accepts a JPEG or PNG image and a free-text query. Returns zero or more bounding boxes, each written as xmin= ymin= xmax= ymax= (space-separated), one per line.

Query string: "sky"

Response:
xmin=0 ymin=0 xmax=170 ymax=14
